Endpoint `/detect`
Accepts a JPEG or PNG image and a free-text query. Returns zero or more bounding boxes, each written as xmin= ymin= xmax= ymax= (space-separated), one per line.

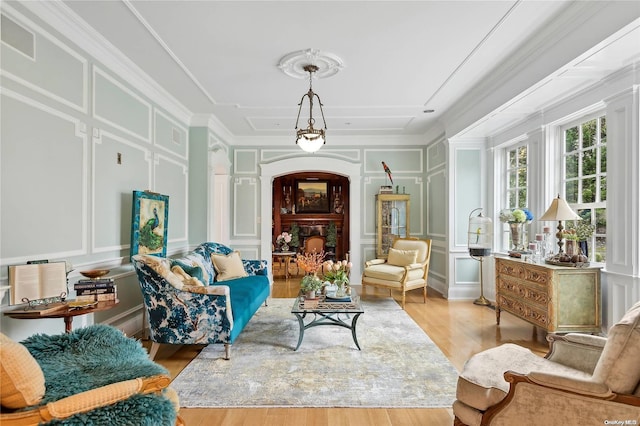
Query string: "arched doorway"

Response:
xmin=260 ymin=157 xmax=362 ymax=281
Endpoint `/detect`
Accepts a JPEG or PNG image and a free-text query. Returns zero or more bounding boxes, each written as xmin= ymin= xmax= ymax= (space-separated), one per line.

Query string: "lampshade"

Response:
xmin=539 ymin=195 xmax=581 ymax=221
xmin=539 ymin=194 xmax=580 ymax=256
xmin=294 ymin=64 xmax=327 ymax=153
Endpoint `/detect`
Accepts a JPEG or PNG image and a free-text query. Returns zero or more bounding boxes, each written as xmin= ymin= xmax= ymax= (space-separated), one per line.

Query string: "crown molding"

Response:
xmin=440 ymin=1 xmax=639 ymax=139
xmin=14 ymin=1 xmax=193 ymax=125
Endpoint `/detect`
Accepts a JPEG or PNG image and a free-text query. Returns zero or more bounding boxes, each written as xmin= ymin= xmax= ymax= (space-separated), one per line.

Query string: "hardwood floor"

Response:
xmin=153 ymin=268 xmax=549 ymax=426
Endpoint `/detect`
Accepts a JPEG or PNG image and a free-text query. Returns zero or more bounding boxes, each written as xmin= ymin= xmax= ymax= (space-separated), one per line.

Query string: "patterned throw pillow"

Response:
xmin=211 ymin=251 xmax=248 ymax=281
xmin=0 ymin=333 xmax=45 ymax=409
xmin=170 ymin=259 xmax=206 ymax=287
xmin=387 ymin=248 xmax=418 ymax=267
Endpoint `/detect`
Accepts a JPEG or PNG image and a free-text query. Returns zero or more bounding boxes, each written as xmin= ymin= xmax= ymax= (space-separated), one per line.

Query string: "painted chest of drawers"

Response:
xmin=495 ymin=256 xmax=601 ymax=333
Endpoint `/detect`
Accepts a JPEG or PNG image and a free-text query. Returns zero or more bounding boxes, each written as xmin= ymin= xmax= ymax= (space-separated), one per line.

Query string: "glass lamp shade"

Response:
xmin=296 ymin=130 xmax=325 ymax=153
xmin=468 ymin=210 xmax=493 ymax=257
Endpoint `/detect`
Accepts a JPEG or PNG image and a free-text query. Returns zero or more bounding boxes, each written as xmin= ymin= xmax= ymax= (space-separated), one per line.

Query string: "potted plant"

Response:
xmin=300 ymin=274 xmax=323 ymax=299
xmin=322 ymin=259 xmax=352 ymax=297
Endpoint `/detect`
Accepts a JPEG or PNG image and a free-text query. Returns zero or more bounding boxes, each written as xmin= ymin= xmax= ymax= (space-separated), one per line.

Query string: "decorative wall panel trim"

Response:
xmin=153 ymin=109 xmax=188 ymax=160
xmin=0 ymin=88 xmax=88 ymax=264
xmin=233 ymin=177 xmax=258 ymax=237
xmin=363 ymin=148 xmax=424 ymax=173
xmin=426 ymin=169 xmax=447 ymax=238
xmin=427 ymin=140 xmax=447 ymax=170
xmin=91 ymin=130 xmax=153 ymax=253
xmin=17 ymin=0 xmax=192 ymax=124
xmin=154 ymin=153 xmax=189 ymax=245
xmin=260 ymin=149 xmax=361 ymax=163
xmin=1 ymin=5 xmax=88 ymax=113
xmin=93 ymin=66 xmax=152 ymax=143
xmin=234 ymin=149 xmax=258 ymax=174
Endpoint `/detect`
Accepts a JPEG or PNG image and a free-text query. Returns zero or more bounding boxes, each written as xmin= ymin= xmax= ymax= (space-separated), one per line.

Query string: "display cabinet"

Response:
xmin=376 ymin=194 xmax=410 ymax=258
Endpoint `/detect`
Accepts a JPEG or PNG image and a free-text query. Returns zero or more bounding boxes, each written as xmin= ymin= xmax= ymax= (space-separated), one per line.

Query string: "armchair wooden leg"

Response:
xmin=402 ymin=292 xmax=406 ymax=310
xmin=423 ymin=285 xmax=427 ymax=303
xmin=148 ymin=342 xmax=160 ymax=360
xmin=224 ymin=343 xmax=231 ymax=360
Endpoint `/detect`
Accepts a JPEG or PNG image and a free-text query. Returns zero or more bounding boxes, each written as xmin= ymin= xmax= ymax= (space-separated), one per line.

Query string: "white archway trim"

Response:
xmin=260 ymin=156 xmax=362 ymax=282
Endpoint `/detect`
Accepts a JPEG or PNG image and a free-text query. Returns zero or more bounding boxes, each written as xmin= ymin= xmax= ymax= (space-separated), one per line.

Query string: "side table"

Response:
xmin=4 ymin=300 xmax=119 ymax=333
xmin=273 ymin=251 xmax=297 ymax=280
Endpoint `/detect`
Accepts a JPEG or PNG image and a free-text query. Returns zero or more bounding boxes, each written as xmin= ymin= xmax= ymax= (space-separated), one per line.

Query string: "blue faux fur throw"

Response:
xmin=21 ymin=324 xmax=176 ymax=425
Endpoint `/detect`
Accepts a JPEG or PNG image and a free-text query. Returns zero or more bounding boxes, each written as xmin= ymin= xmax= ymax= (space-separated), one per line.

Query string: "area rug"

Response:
xmin=170 ymin=297 xmax=458 ymax=408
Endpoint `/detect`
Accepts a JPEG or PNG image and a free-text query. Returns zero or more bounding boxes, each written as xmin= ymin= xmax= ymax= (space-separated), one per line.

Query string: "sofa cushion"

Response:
xmin=387 ymin=248 xmax=418 ymax=266
xmin=0 ymin=333 xmax=45 ymax=409
xmin=456 ymin=343 xmax=591 ymax=411
xmin=211 ymin=251 xmax=248 ymax=282
xmin=363 ymin=263 xmax=424 ymax=284
xmin=592 ymin=301 xmax=640 ymax=394
xmin=170 ymin=258 xmax=207 ymax=287
xmin=393 ymin=239 xmax=429 ymax=263
xmin=214 ymin=275 xmax=270 ymax=343
xmin=134 ymin=254 xmax=186 ymax=289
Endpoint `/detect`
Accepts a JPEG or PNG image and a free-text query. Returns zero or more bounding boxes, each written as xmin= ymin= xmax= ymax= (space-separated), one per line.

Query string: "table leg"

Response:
xmin=64 ymin=316 xmax=73 ymax=333
xmin=351 ymin=313 xmax=362 ymax=350
xmin=294 ymin=312 xmax=305 ymax=350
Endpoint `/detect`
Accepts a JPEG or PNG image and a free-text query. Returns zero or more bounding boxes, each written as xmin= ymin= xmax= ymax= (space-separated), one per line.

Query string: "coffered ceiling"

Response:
xmin=25 ymin=1 xmax=640 ymax=144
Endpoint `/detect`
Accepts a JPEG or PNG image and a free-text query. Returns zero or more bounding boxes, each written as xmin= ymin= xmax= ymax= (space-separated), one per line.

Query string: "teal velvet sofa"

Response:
xmin=132 ymin=242 xmax=270 ymax=360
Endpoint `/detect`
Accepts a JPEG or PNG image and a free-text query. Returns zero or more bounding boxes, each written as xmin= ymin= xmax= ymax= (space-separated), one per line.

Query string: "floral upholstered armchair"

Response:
xmin=132 ymin=242 xmax=270 ymax=360
xmin=453 ymin=301 xmax=640 ymax=426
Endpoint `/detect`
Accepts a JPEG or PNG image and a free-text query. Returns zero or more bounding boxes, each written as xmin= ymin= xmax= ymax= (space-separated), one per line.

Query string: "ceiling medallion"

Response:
xmin=278 ymin=48 xmax=345 ymax=79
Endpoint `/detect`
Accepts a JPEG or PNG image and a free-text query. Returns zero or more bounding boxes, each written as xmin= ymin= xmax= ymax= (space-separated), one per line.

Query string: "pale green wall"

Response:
xmin=0 ymin=5 xmax=191 ymax=339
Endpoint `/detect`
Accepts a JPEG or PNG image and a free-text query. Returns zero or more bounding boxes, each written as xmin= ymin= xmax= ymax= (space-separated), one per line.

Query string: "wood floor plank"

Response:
xmin=153 ymin=270 xmax=549 ymax=425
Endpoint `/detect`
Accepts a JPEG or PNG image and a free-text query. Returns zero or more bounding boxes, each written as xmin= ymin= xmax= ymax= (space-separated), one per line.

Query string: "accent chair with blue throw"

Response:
xmin=0 ymin=324 xmax=181 ymax=426
xmin=132 ymin=242 xmax=270 ymax=360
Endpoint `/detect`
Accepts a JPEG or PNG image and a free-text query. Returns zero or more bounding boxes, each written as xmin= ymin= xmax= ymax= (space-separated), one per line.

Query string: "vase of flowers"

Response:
xmin=276 ymin=231 xmax=292 ymax=252
xmin=297 ymin=250 xmax=326 ymax=298
xmin=322 ymin=259 xmax=352 ymax=297
xmin=500 ymin=208 xmax=534 ymax=251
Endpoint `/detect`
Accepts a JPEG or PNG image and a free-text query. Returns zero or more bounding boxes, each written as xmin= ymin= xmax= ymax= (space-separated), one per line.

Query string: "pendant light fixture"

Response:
xmin=294 ymin=64 xmax=327 ymax=153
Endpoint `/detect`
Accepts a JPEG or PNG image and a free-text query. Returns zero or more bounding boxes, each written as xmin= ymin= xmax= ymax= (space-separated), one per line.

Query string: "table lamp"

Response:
xmin=539 ymin=194 xmax=580 ymax=255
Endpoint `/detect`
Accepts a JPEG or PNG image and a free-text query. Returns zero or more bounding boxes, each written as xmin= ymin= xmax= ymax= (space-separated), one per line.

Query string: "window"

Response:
xmin=502 ymin=144 xmax=529 ymax=250
xmin=562 ymin=115 xmax=607 ymax=262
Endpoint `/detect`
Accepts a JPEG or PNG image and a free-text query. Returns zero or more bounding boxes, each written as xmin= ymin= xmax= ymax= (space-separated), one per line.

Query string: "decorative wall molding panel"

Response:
xmin=93 ymin=67 xmax=152 ymax=142
xmin=0 ymin=90 xmax=87 ymax=263
xmin=154 ymin=109 xmax=188 ymax=159
xmin=0 ymin=6 xmax=88 ymax=113
xmin=154 ymin=154 xmax=189 ymax=245
xmin=234 ymin=149 xmax=258 ymax=174
xmin=363 ymin=148 xmax=424 ymax=174
xmin=233 ymin=177 xmax=258 ymax=237
xmin=92 ymin=130 xmax=152 ymax=253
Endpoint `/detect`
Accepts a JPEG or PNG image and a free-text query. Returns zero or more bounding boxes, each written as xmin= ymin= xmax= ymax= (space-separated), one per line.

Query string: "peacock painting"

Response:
xmin=131 ymin=191 xmax=169 ymax=257
xmin=139 ymin=206 xmax=163 ymax=251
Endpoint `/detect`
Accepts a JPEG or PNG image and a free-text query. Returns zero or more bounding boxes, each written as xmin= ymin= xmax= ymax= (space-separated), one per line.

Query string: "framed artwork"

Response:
xmin=296 ymin=181 xmax=330 ymax=213
xmin=130 ymin=190 xmax=169 ymax=258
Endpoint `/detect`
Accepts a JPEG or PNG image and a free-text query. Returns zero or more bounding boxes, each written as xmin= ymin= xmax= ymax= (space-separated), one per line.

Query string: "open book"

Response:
xmin=8 ymin=262 xmax=68 ymax=305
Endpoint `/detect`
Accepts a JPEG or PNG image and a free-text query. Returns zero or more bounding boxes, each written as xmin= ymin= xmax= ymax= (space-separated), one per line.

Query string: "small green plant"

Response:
xmin=301 ymin=275 xmax=323 ymax=293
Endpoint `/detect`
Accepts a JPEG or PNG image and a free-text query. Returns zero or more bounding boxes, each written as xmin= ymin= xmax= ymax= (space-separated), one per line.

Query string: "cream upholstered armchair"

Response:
xmin=361 ymin=237 xmax=432 ymax=309
xmin=453 ymin=301 xmax=640 ymax=426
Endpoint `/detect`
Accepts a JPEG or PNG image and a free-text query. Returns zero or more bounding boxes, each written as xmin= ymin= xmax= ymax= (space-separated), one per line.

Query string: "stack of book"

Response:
xmin=74 ymin=278 xmax=116 ymax=302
